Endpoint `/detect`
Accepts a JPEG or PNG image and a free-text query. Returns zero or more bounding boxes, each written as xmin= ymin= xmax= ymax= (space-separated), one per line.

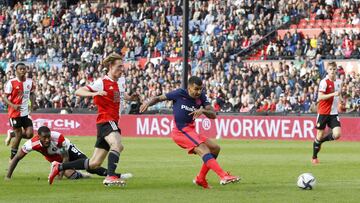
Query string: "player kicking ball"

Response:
xmin=6 ymin=126 xmax=132 ymax=181
xmin=140 ymin=76 xmax=240 ymax=189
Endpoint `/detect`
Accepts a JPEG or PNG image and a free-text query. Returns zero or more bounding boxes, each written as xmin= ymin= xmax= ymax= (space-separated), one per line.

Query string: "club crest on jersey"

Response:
xmin=196 ymin=99 xmax=202 ymax=105
xmin=109 ymin=86 xmax=114 ymax=90
xmin=16 ymin=86 xmax=20 ymax=89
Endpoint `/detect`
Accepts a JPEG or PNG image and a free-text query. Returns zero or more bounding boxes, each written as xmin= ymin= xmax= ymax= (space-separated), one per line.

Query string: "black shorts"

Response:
xmin=315 ymin=114 xmax=341 ymax=130
xmin=68 ymin=144 xmax=87 ymax=162
xmin=95 ymin=121 xmax=121 ymax=151
xmin=9 ymin=116 xmax=33 ymax=129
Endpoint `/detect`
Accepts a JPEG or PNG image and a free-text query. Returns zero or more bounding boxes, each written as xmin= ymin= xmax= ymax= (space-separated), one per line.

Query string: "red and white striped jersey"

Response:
xmin=21 ymin=131 xmax=71 ymax=163
xmin=86 ymin=76 xmax=125 ymax=124
xmin=4 ymin=78 xmax=35 ymax=118
xmin=318 ymin=76 xmax=342 ymax=115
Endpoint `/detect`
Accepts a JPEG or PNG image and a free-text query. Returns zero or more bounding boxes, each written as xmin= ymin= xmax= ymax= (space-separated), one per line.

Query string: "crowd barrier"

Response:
xmin=1 ymin=114 xmax=359 ymax=141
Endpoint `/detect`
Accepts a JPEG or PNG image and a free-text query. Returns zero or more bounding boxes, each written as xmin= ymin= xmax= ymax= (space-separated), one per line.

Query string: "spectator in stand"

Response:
xmin=0 ymin=0 xmax=359 ymax=116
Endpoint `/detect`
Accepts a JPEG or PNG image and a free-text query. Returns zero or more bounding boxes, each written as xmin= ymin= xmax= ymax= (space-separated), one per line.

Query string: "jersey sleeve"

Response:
xmin=86 ymin=79 xmax=103 ymax=92
xmin=4 ymin=81 xmax=12 ymax=95
xmin=165 ymin=89 xmax=182 ymax=101
xmin=201 ymin=91 xmax=211 ymax=107
xmin=318 ymin=79 xmax=327 ymax=93
xmin=21 ymin=140 xmax=33 ymax=154
xmin=57 ymin=134 xmax=70 ymax=150
xmin=61 ymin=138 xmax=71 ymax=151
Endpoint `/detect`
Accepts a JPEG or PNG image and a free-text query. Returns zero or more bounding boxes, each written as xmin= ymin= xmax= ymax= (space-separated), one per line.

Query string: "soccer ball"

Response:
xmin=297 ymin=173 xmax=316 ymax=190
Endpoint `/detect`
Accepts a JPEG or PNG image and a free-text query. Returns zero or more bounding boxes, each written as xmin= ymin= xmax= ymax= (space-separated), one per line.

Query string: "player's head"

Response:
xmin=188 ymin=76 xmax=203 ymax=99
xmin=103 ymin=53 xmax=124 ymax=79
xmin=15 ymin=63 xmax=27 ymax=79
xmin=326 ymin=62 xmax=337 ymax=80
xmin=38 ymin=126 xmax=51 ymax=148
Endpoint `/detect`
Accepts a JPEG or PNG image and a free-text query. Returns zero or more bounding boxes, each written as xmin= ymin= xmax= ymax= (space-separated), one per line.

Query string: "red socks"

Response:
xmin=201 ymin=153 xmax=226 ymax=179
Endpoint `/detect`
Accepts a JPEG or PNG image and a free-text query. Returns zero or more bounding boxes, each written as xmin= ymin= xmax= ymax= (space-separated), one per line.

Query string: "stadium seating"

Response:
xmin=0 ymin=0 xmax=358 ymax=114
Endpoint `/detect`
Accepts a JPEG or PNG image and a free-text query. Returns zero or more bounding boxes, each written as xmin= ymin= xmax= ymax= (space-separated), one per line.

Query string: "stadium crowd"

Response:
xmin=266 ymin=0 xmax=360 ymax=60
xmin=0 ymin=0 xmax=359 ymax=114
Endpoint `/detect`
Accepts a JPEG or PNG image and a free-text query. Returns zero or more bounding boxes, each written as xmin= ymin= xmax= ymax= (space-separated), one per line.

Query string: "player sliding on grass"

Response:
xmin=6 ymin=126 xmax=132 ymax=181
xmin=140 ymin=76 xmax=240 ymax=189
xmin=48 ymin=53 xmax=138 ymax=186
xmin=312 ymin=62 xmax=343 ymax=164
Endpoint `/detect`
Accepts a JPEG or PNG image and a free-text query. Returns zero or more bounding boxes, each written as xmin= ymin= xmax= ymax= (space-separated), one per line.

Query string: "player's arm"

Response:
xmin=29 ymin=92 xmax=36 ymax=112
xmin=75 ymin=86 xmax=107 ymax=97
xmin=5 ymin=150 xmax=27 ymax=179
xmin=3 ymin=81 xmax=20 ymax=110
xmin=60 ymin=146 xmax=70 ymax=162
xmin=2 ymin=95 xmax=21 ymax=111
xmin=57 ymin=146 xmax=70 ymax=179
xmin=189 ymin=104 xmax=216 ymax=119
xmin=29 ymin=81 xmax=36 ymax=112
xmin=338 ymin=82 xmax=344 ymax=103
xmin=317 ymin=79 xmax=341 ymax=101
xmin=318 ymin=91 xmax=339 ymax=101
xmin=201 ymin=105 xmax=216 ymax=119
xmin=140 ymin=95 xmax=167 ymax=113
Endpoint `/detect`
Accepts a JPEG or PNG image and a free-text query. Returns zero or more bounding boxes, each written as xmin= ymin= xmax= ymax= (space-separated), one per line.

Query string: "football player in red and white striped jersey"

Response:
xmin=6 ymin=126 xmax=132 ymax=181
xmin=48 ymin=53 xmax=138 ymax=186
xmin=312 ymin=62 xmax=343 ymax=164
xmin=3 ymin=63 xmax=35 ymax=160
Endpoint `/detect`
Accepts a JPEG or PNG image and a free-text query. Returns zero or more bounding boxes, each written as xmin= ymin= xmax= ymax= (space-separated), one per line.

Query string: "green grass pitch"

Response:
xmin=1 ymin=136 xmax=360 ymax=203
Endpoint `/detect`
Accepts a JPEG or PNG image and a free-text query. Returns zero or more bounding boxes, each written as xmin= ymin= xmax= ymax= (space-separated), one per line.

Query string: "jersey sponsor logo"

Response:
xmin=181 ymin=104 xmax=196 ymax=112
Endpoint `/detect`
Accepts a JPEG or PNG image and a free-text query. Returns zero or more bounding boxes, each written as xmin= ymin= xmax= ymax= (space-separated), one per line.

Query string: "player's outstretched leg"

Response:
xmin=201 ymin=153 xmax=240 ymax=185
xmin=194 ymin=153 xmax=218 ymax=189
xmin=86 ymin=167 xmax=133 ymax=180
xmin=220 ymin=172 xmax=241 ymax=185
